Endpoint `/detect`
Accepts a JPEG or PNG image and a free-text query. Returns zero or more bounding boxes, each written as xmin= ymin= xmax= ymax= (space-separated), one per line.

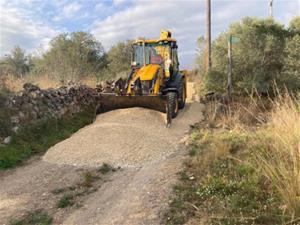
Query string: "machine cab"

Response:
xmin=131 ymin=30 xmax=179 ymax=78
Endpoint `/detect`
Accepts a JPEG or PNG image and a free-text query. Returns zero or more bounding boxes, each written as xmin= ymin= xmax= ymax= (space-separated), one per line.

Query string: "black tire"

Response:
xmin=178 ymin=79 xmax=186 ymax=109
xmin=167 ymin=92 xmax=178 ymax=119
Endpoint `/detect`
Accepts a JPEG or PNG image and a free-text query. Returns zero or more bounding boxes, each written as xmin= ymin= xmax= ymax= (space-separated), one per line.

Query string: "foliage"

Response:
xmin=0 ymin=46 xmax=30 ymax=78
xmin=105 ymin=40 xmax=133 ymax=80
xmin=11 ymin=210 xmax=52 ymax=225
xmin=57 ymin=193 xmax=75 ymax=208
xmin=98 ymin=163 xmax=117 ymax=174
xmin=0 ymin=35 xmax=135 ymax=84
xmin=281 ymin=35 xmax=300 ymax=91
xmin=0 ymin=107 xmax=95 ymax=169
xmin=199 ymin=16 xmax=300 ymax=95
xmin=42 ymin=32 xmax=106 ymax=83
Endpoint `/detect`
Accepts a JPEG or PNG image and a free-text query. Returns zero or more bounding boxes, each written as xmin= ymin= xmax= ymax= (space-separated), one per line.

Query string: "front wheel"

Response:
xmin=166 ymin=92 xmax=178 ymax=120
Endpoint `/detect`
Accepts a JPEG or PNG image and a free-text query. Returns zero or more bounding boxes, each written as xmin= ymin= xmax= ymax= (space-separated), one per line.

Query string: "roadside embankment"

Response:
xmin=0 ymin=83 xmax=98 ymax=169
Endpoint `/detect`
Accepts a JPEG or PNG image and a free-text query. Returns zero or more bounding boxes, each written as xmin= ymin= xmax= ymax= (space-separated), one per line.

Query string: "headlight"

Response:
xmin=131 ymin=61 xmax=137 ymax=66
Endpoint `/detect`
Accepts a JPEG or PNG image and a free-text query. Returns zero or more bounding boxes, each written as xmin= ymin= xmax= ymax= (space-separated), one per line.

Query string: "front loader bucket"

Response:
xmin=98 ymin=93 xmax=167 ymax=114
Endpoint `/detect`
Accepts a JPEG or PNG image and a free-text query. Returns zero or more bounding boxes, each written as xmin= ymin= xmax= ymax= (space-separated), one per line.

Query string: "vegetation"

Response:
xmin=10 ymin=210 xmax=52 ymax=225
xmin=197 ymin=16 xmax=300 ymax=95
xmin=165 ymin=95 xmax=300 ymax=225
xmin=98 ymin=163 xmax=117 ymax=174
xmin=0 ymin=32 xmax=133 ymax=89
xmin=57 ymin=193 xmax=76 ymax=208
xmin=0 ymin=107 xmax=95 ymax=169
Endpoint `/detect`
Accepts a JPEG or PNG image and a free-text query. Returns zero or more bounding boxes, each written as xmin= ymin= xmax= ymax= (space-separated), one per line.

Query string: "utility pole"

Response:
xmin=269 ymin=0 xmax=273 ymax=18
xmin=227 ymin=35 xmax=232 ymax=100
xmin=205 ymin=0 xmax=211 ymax=72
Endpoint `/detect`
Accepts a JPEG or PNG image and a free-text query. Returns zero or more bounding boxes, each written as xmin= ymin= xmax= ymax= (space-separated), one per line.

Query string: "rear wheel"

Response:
xmin=178 ymin=79 xmax=186 ymax=109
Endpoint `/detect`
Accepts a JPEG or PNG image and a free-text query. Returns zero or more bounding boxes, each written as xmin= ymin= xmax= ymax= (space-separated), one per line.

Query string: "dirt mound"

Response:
xmin=43 ymin=103 xmax=203 ymax=168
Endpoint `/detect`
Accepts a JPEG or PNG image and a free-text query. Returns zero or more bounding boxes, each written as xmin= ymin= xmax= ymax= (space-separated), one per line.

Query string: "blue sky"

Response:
xmin=0 ymin=0 xmax=299 ymax=68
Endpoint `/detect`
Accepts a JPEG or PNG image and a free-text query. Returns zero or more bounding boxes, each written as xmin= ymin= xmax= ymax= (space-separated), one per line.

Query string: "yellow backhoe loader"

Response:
xmin=99 ymin=30 xmax=187 ymax=126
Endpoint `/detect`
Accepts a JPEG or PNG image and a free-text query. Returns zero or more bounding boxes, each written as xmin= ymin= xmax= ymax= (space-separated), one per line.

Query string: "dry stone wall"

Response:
xmin=1 ymin=83 xmax=98 ymax=144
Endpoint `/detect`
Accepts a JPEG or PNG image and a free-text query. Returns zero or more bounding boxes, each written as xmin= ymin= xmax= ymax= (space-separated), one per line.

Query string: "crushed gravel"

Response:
xmin=43 ymin=102 xmax=203 ymax=168
xmin=43 ymin=82 xmax=203 ymax=169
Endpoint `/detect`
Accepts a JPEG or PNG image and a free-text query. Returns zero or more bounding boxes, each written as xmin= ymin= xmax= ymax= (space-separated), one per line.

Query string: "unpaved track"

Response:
xmin=0 ymin=82 xmax=204 ymax=225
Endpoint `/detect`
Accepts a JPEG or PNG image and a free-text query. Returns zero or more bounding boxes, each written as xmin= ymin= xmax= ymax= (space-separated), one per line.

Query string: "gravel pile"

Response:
xmin=43 ymin=102 xmax=203 ymax=168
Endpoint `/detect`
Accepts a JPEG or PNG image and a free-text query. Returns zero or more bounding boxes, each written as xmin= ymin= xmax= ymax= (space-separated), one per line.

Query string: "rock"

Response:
xmin=11 ymin=116 xmax=20 ymax=124
xmin=5 ymin=83 xmax=97 ymax=128
xmin=12 ymin=126 xmax=19 ymax=133
xmin=23 ymin=83 xmax=40 ymax=92
xmin=3 ymin=136 xmax=12 ymax=144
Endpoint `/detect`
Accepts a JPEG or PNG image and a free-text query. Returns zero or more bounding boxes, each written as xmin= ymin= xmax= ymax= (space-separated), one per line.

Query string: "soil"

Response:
xmin=0 ymin=82 xmax=204 ymax=225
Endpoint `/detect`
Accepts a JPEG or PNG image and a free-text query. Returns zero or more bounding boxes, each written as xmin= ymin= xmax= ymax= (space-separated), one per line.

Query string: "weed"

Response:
xmin=98 ymin=163 xmax=116 ymax=174
xmin=81 ymin=171 xmax=94 ymax=187
xmin=10 ymin=210 xmax=52 ymax=225
xmin=57 ymin=193 xmax=75 ymax=208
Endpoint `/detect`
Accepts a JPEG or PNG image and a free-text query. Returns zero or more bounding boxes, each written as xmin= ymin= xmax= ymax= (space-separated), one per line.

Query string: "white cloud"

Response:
xmin=113 ymin=0 xmax=128 ymax=6
xmin=53 ymin=1 xmax=83 ymax=21
xmin=0 ymin=6 xmax=58 ymax=55
xmin=91 ymin=0 xmax=299 ymax=68
xmin=63 ymin=2 xmax=82 ymax=18
xmin=90 ymin=1 xmax=230 ymax=67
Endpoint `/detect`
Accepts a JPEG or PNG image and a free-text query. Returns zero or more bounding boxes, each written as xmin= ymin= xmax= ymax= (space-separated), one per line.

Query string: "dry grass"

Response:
xmin=166 ymin=93 xmax=300 ymax=224
xmin=208 ymin=93 xmax=300 ymax=218
xmin=253 ymin=94 xmax=300 ymax=219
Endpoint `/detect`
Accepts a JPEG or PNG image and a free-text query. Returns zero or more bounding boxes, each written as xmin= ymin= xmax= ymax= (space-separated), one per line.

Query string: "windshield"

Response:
xmin=133 ymin=43 xmax=170 ymax=67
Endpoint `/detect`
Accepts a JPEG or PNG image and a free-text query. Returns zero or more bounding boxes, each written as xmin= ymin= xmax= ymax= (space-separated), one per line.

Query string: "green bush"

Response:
xmin=201 ymin=16 xmax=300 ymax=95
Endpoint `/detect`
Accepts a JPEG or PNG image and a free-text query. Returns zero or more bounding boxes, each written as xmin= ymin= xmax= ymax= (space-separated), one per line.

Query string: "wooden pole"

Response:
xmin=227 ymin=35 xmax=232 ymax=100
xmin=205 ymin=0 xmax=211 ymax=72
xmin=269 ymin=0 xmax=273 ymax=18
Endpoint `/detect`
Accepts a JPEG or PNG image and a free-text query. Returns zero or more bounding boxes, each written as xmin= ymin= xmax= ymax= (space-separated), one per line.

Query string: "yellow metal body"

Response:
xmin=126 ymin=64 xmax=163 ymax=95
xmin=126 ymin=30 xmax=177 ymax=95
xmin=99 ymin=30 xmax=188 ymax=122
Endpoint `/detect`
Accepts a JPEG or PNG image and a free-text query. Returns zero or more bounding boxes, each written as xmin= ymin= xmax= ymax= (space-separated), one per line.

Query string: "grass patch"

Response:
xmin=0 ymin=107 xmax=95 ymax=170
xmin=98 ymin=163 xmax=117 ymax=174
xmin=10 ymin=210 xmax=52 ymax=225
xmin=165 ymin=95 xmax=300 ymax=224
xmin=57 ymin=193 xmax=75 ymax=208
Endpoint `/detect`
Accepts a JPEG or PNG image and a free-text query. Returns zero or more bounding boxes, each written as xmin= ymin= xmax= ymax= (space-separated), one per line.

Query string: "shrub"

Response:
xmin=199 ymin=16 xmax=300 ymax=95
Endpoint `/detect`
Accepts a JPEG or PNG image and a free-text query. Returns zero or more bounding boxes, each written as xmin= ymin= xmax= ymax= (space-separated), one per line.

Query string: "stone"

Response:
xmin=11 ymin=116 xmax=20 ymax=124
xmin=23 ymin=83 xmax=40 ymax=92
xmin=12 ymin=126 xmax=19 ymax=133
xmin=3 ymin=136 xmax=12 ymax=144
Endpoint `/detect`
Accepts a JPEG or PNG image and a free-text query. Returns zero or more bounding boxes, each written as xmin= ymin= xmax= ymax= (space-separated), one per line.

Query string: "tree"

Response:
xmin=43 ymin=32 xmax=106 ymax=83
xmin=201 ymin=17 xmax=290 ymax=94
xmin=1 ymin=46 xmax=29 ymax=78
xmin=106 ymin=40 xmax=134 ymax=79
xmin=289 ymin=16 xmax=300 ymax=34
xmin=281 ymin=18 xmax=300 ymax=91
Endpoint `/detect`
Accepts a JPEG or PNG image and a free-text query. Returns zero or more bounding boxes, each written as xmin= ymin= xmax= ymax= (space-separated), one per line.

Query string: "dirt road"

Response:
xmin=0 ymin=83 xmax=204 ymax=225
